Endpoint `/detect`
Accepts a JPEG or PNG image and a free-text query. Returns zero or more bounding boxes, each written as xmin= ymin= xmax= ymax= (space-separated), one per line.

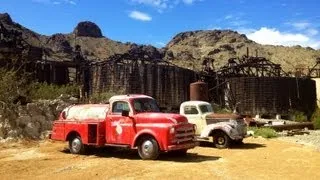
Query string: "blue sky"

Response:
xmin=0 ymin=0 xmax=319 ymax=49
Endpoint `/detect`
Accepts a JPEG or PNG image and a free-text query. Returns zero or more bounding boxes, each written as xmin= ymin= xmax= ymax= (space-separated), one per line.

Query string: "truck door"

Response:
xmin=183 ymin=105 xmax=202 ymax=135
xmin=106 ymin=101 xmax=134 ymax=145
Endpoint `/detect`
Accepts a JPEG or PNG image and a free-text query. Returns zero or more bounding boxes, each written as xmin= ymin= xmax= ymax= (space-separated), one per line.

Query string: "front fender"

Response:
xmin=131 ymin=129 xmax=164 ymax=150
xmin=200 ymin=123 xmax=233 ymax=138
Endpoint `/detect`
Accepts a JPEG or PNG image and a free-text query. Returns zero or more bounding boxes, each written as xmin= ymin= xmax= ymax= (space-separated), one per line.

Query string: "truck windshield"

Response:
xmin=133 ymin=98 xmax=160 ymax=113
xmin=199 ymin=104 xmax=213 ymax=113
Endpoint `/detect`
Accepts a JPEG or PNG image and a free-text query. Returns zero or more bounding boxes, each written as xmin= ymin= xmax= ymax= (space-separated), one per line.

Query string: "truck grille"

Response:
xmin=236 ymin=119 xmax=247 ymax=136
xmin=173 ymin=126 xmax=194 ymax=144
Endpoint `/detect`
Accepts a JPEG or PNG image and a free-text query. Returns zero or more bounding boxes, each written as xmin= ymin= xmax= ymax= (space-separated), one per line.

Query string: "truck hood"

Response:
xmin=134 ymin=113 xmax=188 ymax=124
xmin=204 ymin=113 xmax=242 ymax=122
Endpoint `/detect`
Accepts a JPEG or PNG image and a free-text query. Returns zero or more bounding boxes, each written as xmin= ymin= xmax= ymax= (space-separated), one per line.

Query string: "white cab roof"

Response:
xmin=109 ymin=94 xmax=153 ymax=102
xmin=180 ymin=101 xmax=211 ymax=107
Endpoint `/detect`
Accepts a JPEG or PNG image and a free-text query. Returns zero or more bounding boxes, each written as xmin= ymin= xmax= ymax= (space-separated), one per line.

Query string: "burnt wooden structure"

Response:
xmin=90 ymin=57 xmax=196 ymax=110
xmin=203 ymin=55 xmax=317 ymax=117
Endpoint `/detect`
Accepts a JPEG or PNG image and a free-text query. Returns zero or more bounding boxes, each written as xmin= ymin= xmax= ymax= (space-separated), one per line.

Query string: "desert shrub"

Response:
xmin=211 ymin=103 xmax=232 ymax=113
xmin=0 ymin=68 xmax=28 ymax=105
xmin=311 ymin=108 xmax=320 ymax=129
xmin=248 ymin=127 xmax=278 ymax=138
xmin=90 ymin=89 xmax=125 ymax=103
xmin=29 ymin=82 xmax=79 ymax=100
xmin=289 ymin=110 xmax=307 ymax=122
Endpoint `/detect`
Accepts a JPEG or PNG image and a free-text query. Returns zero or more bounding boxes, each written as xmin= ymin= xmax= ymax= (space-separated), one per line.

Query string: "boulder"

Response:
xmin=24 ymin=121 xmax=41 ymax=138
xmin=73 ymin=21 xmax=103 ymax=38
xmin=27 ymin=103 xmax=43 ymax=116
xmin=16 ymin=115 xmax=32 ymax=128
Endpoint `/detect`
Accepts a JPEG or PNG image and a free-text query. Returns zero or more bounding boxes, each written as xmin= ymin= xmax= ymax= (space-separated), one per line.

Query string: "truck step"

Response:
xmin=196 ymin=137 xmax=210 ymax=141
xmin=105 ymin=144 xmax=131 ymax=148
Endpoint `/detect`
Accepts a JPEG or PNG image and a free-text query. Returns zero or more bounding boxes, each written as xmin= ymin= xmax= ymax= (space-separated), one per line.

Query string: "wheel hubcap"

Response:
xmin=217 ymin=137 xmax=225 ymax=145
xmin=72 ymin=138 xmax=81 ymax=152
xmin=142 ymin=140 xmax=154 ymax=155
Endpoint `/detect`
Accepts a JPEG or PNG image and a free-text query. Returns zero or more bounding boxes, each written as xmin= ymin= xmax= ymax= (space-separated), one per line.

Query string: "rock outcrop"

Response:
xmin=73 ymin=21 xmax=103 ymax=38
xmin=46 ymin=33 xmax=72 ymax=54
xmin=166 ymin=30 xmax=320 ymax=71
xmin=0 ymin=13 xmax=13 ymax=25
xmin=0 ymin=95 xmax=78 ymax=141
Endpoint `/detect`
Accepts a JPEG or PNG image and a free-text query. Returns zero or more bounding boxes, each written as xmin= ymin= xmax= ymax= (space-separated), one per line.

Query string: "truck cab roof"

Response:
xmin=180 ymin=101 xmax=211 ymax=106
xmin=109 ymin=94 xmax=154 ymax=102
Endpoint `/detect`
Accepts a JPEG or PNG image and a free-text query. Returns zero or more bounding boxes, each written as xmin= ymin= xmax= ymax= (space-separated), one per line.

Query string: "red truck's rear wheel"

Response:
xmin=69 ymin=136 xmax=86 ymax=154
xmin=138 ymin=137 xmax=159 ymax=160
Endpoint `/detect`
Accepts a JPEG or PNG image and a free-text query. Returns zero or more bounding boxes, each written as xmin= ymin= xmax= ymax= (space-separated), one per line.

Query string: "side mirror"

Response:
xmin=122 ymin=110 xmax=129 ymax=117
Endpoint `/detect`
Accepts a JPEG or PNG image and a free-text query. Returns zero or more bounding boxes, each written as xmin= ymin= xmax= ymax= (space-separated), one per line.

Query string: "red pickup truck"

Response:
xmin=50 ymin=94 xmax=198 ymax=160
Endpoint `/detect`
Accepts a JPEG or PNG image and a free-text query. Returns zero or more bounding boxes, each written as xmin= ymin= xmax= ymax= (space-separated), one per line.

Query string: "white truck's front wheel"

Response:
xmin=213 ymin=131 xmax=231 ymax=149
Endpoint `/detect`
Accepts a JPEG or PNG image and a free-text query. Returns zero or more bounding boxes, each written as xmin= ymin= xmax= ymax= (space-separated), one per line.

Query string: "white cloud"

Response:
xmin=207 ymin=26 xmax=222 ymax=30
xmin=32 ymin=0 xmax=51 ymax=3
xmin=230 ymin=20 xmax=249 ymax=27
xmin=246 ymin=27 xmax=320 ymax=49
xmin=32 ymin=0 xmax=76 ymax=5
xmin=64 ymin=0 xmax=76 ymax=5
xmin=221 ymin=13 xmax=249 ymax=27
xmin=286 ymin=21 xmax=318 ymax=37
xmin=129 ymin=0 xmax=203 ymax=11
xmin=224 ymin=15 xmax=233 ymax=20
xmin=306 ymin=28 xmax=318 ymax=36
xmin=156 ymin=42 xmax=166 ymax=47
xmin=130 ymin=0 xmax=168 ymax=9
xmin=290 ymin=22 xmax=310 ymax=30
xmin=129 ymin=11 xmax=152 ymax=21
xmin=183 ymin=0 xmax=197 ymax=4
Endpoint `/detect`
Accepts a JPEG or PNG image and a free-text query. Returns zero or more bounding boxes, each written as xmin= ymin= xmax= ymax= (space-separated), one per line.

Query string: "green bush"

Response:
xmin=289 ymin=110 xmax=307 ymax=122
xmin=211 ymin=103 xmax=232 ymax=113
xmin=29 ymin=82 xmax=79 ymax=100
xmin=311 ymin=108 xmax=320 ymax=129
xmin=248 ymin=127 xmax=278 ymax=138
xmin=0 ymin=68 xmax=28 ymax=105
xmin=90 ymin=89 xmax=125 ymax=103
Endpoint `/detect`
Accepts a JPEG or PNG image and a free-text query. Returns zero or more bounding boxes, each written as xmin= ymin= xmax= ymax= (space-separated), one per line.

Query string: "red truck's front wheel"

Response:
xmin=138 ymin=137 xmax=159 ymax=160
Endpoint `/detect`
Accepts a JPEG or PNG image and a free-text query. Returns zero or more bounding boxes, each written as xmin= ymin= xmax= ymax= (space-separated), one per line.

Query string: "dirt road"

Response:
xmin=0 ymin=137 xmax=319 ymax=180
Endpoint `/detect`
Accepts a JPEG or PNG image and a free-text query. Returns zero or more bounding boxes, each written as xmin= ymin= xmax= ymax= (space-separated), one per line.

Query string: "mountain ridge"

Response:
xmin=1 ymin=12 xmax=319 ymax=72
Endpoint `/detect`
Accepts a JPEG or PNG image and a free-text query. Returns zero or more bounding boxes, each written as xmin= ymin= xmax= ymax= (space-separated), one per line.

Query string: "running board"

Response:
xmin=104 ymin=144 xmax=131 ymax=148
xmin=196 ymin=137 xmax=210 ymax=141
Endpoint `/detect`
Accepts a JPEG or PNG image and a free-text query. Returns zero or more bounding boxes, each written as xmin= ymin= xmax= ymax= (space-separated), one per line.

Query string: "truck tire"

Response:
xmin=138 ymin=137 xmax=160 ymax=160
xmin=69 ymin=136 xmax=86 ymax=154
xmin=213 ymin=131 xmax=231 ymax=149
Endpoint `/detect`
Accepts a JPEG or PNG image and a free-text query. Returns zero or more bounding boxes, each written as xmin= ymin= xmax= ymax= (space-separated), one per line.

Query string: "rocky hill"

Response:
xmin=166 ymin=30 xmax=320 ymax=72
xmin=1 ymin=12 xmax=320 ymax=72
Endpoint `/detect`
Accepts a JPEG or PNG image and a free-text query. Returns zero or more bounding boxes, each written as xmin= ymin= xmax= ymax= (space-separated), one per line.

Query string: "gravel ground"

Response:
xmin=1 ymin=138 xmax=320 ymax=179
xmin=278 ymin=130 xmax=320 ymax=151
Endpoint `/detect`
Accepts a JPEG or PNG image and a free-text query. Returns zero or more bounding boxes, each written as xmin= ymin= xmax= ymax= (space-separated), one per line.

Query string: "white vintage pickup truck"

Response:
xmin=180 ymin=101 xmax=247 ymax=148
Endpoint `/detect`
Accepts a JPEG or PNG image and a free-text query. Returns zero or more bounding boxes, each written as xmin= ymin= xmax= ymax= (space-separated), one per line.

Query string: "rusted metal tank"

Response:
xmin=190 ymin=81 xmax=209 ymax=101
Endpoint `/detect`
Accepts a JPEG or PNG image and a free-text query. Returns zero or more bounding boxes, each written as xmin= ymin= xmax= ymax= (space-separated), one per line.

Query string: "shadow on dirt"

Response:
xmin=199 ymin=141 xmax=266 ymax=149
xmin=61 ymin=147 xmax=220 ymax=162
